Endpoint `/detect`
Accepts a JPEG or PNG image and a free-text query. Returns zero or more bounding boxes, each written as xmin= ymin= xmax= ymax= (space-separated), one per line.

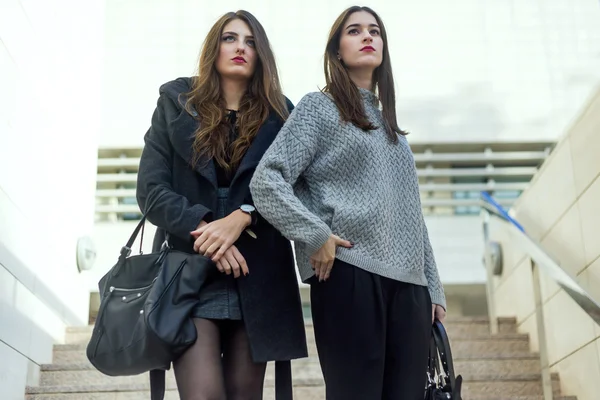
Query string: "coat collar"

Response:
xmin=229 ymin=116 xmax=278 ymax=188
xmin=168 ymin=103 xmax=280 ymax=189
xmin=160 ymin=77 xmax=284 ymax=189
xmin=167 ymin=101 xmax=219 ymax=187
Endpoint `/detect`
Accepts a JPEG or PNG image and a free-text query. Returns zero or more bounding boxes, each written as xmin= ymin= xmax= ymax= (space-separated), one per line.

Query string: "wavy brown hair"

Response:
xmin=324 ymin=6 xmax=407 ymax=143
xmin=184 ymin=10 xmax=288 ymax=173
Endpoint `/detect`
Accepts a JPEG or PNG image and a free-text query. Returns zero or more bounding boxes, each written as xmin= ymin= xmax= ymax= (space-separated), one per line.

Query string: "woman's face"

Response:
xmin=215 ymin=19 xmax=257 ymax=81
xmin=338 ymin=11 xmax=383 ymax=72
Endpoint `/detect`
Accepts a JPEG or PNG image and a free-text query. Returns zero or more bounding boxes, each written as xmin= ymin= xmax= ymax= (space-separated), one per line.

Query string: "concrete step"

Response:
xmin=434 ymin=316 xmax=518 ymax=335
xmin=25 ymin=373 xmax=563 ymax=398
xmin=25 ymin=393 xmax=577 ymax=400
xmin=55 ymin=332 xmax=531 ymax=365
xmin=471 ymin=398 xmax=576 ymax=400
xmin=38 ymin=361 xmax=320 ymax=386
xmin=63 ymin=317 xmax=519 ymax=344
xmin=28 ymin=316 xmax=574 ymax=399
xmin=39 ymin=358 xmax=543 ymax=387
xmin=461 ymin=373 xmax=562 ymax=397
xmin=449 ymin=334 xmax=531 ymax=356
xmin=43 ymin=352 xmax=545 ymax=387
xmin=39 ymin=354 xmax=544 ymax=386
xmin=26 ymin=387 xmax=286 ymax=399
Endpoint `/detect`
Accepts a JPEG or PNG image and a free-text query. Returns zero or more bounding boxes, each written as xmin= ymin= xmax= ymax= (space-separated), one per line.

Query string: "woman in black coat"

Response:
xmin=136 ymin=10 xmax=307 ymax=400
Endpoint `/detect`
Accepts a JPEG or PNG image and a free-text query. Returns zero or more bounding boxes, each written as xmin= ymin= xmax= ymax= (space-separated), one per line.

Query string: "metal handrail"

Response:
xmin=480 ymin=191 xmax=600 ymax=326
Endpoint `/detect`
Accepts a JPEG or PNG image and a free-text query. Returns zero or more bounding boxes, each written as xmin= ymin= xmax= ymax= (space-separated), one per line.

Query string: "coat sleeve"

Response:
xmin=136 ymin=94 xmax=213 ymax=239
xmin=250 ymin=93 xmax=332 ymax=255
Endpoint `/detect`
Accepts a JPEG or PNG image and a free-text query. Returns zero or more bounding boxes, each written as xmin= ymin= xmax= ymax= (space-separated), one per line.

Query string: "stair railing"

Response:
xmin=480 ymin=191 xmax=600 ymax=400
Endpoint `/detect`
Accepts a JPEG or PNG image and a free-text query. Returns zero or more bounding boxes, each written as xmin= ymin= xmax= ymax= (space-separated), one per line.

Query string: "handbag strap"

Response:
xmin=427 ymin=335 xmax=439 ymax=383
xmin=119 ymin=191 xmax=169 ymax=259
xmin=432 ymin=320 xmax=457 ymax=389
xmin=275 ymin=360 xmax=293 ymax=400
xmin=150 ymin=369 xmax=165 ymax=400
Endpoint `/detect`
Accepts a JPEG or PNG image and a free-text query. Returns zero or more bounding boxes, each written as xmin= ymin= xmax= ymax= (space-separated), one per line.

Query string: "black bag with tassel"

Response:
xmin=425 ymin=320 xmax=463 ymax=400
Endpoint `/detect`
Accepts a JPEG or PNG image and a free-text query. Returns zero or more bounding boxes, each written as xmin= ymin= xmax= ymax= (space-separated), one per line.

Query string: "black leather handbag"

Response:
xmin=86 ymin=195 xmax=216 ymax=400
xmin=425 ymin=320 xmax=463 ymax=400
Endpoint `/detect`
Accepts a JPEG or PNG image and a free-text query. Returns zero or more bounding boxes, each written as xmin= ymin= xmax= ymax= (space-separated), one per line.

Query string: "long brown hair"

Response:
xmin=324 ymin=6 xmax=407 ymax=143
xmin=185 ymin=10 xmax=288 ymax=173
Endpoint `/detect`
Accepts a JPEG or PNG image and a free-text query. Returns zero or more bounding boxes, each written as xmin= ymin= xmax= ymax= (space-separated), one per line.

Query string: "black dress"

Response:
xmin=191 ymin=110 xmax=242 ymax=320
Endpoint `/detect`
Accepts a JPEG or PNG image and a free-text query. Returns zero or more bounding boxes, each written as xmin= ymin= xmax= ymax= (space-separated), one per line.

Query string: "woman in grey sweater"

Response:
xmin=250 ymin=6 xmax=446 ymax=400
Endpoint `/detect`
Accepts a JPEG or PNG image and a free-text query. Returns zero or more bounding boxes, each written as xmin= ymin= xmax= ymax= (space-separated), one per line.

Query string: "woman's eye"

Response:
xmin=348 ymin=29 xmax=359 ymax=35
xmin=247 ymin=39 xmax=256 ymax=48
xmin=222 ymin=35 xmax=235 ymax=42
xmin=370 ymin=29 xmax=380 ymax=35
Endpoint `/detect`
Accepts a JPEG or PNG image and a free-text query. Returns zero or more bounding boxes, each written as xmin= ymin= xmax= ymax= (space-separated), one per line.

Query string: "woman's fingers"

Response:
xmin=332 ymin=235 xmax=353 ymax=249
xmin=223 ymin=251 xmax=239 ymax=278
xmin=193 ymin=235 xmax=206 ymax=253
xmin=434 ymin=305 xmax=447 ymax=323
xmin=215 ymin=260 xmax=225 ymax=273
xmin=212 ymin=237 xmax=235 ymax=262
xmin=311 ymin=258 xmax=337 ymax=281
xmin=230 ymin=246 xmax=249 ymax=276
xmin=202 ymin=239 xmax=223 ymax=258
xmin=318 ymin=261 xmax=329 ymax=282
xmin=323 ymin=260 xmax=334 ymax=281
xmin=313 ymin=261 xmax=323 ymax=281
xmin=219 ymin=255 xmax=232 ymax=275
xmin=189 ymin=224 xmax=208 ymax=238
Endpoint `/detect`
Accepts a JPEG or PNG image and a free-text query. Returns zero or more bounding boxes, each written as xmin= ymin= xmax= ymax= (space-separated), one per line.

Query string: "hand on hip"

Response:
xmin=310 ymin=234 xmax=353 ymax=282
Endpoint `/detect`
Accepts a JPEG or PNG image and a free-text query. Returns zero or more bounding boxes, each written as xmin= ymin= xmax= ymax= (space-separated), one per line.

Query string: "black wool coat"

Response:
xmin=136 ymin=77 xmax=307 ymax=362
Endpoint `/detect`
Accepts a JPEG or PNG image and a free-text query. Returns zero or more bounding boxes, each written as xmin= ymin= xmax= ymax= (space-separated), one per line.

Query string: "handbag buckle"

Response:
xmin=120 ymin=246 xmax=132 ymax=257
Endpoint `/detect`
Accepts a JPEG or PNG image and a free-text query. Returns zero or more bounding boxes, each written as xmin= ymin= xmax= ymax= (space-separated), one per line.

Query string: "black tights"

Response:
xmin=173 ymin=318 xmax=267 ymax=400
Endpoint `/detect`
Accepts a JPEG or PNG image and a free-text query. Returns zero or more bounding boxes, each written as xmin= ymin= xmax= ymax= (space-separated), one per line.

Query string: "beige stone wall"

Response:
xmin=490 ymin=86 xmax=600 ymax=400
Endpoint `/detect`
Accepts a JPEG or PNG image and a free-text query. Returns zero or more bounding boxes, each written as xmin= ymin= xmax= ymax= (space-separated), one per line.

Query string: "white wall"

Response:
xmin=490 ymin=87 xmax=600 ymax=400
xmin=426 ymin=215 xmax=486 ymax=284
xmin=84 ymin=222 xmax=157 ymax=292
xmin=99 ymin=0 xmax=600 ymax=148
xmin=0 ymin=0 xmax=105 ymax=398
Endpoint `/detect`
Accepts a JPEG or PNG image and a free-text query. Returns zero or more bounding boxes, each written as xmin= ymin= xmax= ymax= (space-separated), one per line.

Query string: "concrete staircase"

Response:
xmin=25 ymin=317 xmax=576 ymax=400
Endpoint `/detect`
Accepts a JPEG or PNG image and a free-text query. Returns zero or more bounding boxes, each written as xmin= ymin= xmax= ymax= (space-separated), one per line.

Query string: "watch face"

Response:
xmin=241 ymin=204 xmax=255 ymax=213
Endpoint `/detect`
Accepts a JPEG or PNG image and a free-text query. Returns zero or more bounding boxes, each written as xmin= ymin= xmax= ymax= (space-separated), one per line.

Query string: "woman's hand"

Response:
xmin=432 ymin=304 xmax=446 ymax=324
xmin=310 ymin=234 xmax=353 ymax=282
xmin=195 ymin=220 xmax=208 ymax=230
xmin=191 ymin=210 xmax=251 ymax=261
xmin=215 ymin=245 xmax=249 ymax=278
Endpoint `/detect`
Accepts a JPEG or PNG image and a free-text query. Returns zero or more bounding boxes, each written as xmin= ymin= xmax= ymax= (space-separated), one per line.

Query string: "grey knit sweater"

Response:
xmin=250 ymin=89 xmax=446 ymax=308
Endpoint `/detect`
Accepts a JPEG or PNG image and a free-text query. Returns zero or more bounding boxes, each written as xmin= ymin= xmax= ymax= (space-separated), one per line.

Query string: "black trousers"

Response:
xmin=310 ymin=259 xmax=432 ymax=400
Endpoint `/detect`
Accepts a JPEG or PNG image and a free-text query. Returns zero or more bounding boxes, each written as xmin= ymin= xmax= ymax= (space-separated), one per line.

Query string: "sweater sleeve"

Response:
xmin=136 ymin=93 xmax=213 ymax=239
xmin=235 ymin=97 xmax=297 ymax=227
xmin=250 ymin=93 xmax=332 ymax=255
xmin=422 ymin=221 xmax=447 ymax=309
